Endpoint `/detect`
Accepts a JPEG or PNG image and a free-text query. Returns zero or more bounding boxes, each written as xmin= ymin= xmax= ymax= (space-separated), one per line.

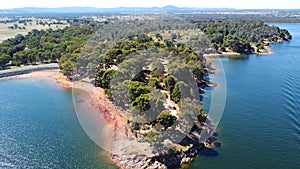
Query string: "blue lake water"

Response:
xmin=190 ymin=24 xmax=300 ymax=169
xmin=0 ymin=79 xmax=116 ymax=168
xmin=0 ymin=24 xmax=300 ymax=169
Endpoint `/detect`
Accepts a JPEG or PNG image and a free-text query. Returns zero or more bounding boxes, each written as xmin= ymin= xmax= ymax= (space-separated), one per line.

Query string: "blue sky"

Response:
xmin=0 ymin=0 xmax=299 ymax=9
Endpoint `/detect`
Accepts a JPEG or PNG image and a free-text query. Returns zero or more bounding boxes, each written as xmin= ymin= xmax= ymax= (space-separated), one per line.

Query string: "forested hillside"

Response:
xmin=193 ymin=20 xmax=292 ymax=53
xmin=93 ymin=33 xmax=207 ymax=139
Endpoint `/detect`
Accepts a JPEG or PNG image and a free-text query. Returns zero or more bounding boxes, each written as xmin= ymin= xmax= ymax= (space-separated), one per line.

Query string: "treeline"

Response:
xmin=192 ymin=20 xmax=292 ymax=53
xmin=0 ymin=18 xmax=293 ymax=71
xmin=179 ymin=13 xmax=300 ymax=23
xmin=0 ymin=17 xmax=200 ymax=71
xmin=0 ymin=24 xmax=95 ymax=69
xmin=66 ymin=17 xmax=208 ymax=79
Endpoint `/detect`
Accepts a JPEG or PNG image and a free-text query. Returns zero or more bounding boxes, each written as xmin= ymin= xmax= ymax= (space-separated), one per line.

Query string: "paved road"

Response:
xmin=0 ymin=63 xmax=59 ymax=78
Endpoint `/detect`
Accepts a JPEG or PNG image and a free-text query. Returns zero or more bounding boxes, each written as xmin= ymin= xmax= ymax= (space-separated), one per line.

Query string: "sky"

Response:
xmin=0 ymin=0 xmax=299 ymax=9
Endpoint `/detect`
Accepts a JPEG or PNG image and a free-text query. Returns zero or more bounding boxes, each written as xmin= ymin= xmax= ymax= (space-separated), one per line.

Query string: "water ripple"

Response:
xmin=281 ymin=53 xmax=300 ymax=150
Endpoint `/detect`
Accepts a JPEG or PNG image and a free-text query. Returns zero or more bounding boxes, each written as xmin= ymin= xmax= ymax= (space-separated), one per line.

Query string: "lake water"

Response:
xmin=0 ymin=79 xmax=117 ymax=168
xmin=190 ymin=24 xmax=300 ymax=169
xmin=0 ymin=24 xmax=299 ymax=169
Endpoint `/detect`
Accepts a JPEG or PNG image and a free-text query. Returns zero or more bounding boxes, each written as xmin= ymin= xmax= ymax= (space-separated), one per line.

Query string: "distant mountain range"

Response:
xmin=1 ymin=6 xmax=300 ymax=18
xmin=0 ymin=6 xmax=262 ymax=14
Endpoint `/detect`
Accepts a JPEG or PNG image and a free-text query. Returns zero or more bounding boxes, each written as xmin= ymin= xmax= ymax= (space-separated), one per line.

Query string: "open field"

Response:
xmin=0 ymin=20 xmax=68 ymax=42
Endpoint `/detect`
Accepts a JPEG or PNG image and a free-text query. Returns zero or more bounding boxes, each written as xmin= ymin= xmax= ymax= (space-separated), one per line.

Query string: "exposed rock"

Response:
xmin=214 ymin=142 xmax=222 ymax=147
xmin=212 ymin=131 xmax=218 ymax=137
xmin=206 ymin=136 xmax=217 ymax=144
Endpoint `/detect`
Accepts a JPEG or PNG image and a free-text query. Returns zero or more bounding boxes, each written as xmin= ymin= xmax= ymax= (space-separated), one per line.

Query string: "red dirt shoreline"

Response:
xmin=54 ymin=73 xmax=129 ymax=137
xmin=9 ymin=69 xmax=128 ymax=138
xmin=9 ymin=69 xmax=218 ymax=169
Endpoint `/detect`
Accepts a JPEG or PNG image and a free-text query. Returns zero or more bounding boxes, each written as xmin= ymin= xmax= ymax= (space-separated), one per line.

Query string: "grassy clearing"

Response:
xmin=0 ymin=21 xmax=68 ymax=42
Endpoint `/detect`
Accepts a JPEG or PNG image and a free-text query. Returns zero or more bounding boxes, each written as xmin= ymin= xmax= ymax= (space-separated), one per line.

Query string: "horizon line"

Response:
xmin=1 ymin=6 xmax=300 ymax=10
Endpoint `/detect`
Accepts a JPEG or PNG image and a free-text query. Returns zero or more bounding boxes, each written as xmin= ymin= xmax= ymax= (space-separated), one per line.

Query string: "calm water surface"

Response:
xmin=0 ymin=79 xmax=116 ymax=168
xmin=1 ymin=24 xmax=300 ymax=169
xmin=190 ymin=24 xmax=300 ymax=169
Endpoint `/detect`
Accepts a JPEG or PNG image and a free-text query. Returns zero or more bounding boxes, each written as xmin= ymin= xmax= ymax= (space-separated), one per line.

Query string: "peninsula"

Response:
xmin=0 ymin=13 xmax=292 ymax=169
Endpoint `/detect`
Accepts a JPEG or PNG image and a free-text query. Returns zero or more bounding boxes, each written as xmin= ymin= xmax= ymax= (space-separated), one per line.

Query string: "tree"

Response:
xmin=86 ymin=62 xmax=98 ymax=78
xmin=0 ymin=54 xmax=10 ymax=69
xmin=12 ymin=53 xmax=21 ymax=66
xmin=50 ymin=53 xmax=57 ymax=62
xmin=170 ymin=81 xmax=192 ymax=104
xmin=132 ymin=94 xmax=151 ymax=112
xmin=132 ymin=70 xmax=150 ymax=83
xmin=169 ymin=65 xmax=192 ymax=82
xmin=28 ymin=53 xmax=36 ymax=64
xmin=163 ymin=75 xmax=176 ymax=92
xmin=19 ymin=51 xmax=29 ymax=64
xmin=129 ymin=81 xmax=151 ymax=103
xmin=171 ymin=82 xmax=181 ymax=104
xmin=95 ymin=69 xmax=116 ymax=89
xmin=151 ymin=59 xmax=165 ymax=77
xmin=110 ymin=80 xmax=131 ymax=106
xmin=149 ymin=77 xmax=162 ymax=89
xmin=157 ymin=111 xmax=177 ymax=129
xmin=191 ymin=65 xmax=204 ymax=82
xmin=118 ymin=58 xmax=145 ymax=79
xmin=60 ymin=61 xmax=75 ymax=77
xmin=101 ymin=70 xmax=116 ymax=89
xmin=95 ymin=69 xmax=106 ymax=87
xmin=131 ymin=93 xmax=164 ymax=122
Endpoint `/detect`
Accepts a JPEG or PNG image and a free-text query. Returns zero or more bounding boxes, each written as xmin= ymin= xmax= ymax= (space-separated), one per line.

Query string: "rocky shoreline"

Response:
xmin=109 ymin=116 xmax=220 ymax=169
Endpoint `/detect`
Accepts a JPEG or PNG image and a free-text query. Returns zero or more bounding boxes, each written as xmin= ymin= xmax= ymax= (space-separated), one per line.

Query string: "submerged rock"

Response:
xmin=199 ymin=147 xmax=218 ymax=156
